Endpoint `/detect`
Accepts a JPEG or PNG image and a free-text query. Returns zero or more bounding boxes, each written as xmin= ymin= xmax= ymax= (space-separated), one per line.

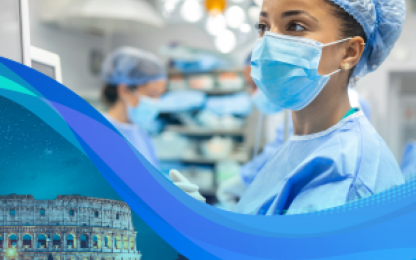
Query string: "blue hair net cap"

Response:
xmin=330 ymin=0 xmax=406 ymax=78
xmin=101 ymin=46 xmax=167 ymax=86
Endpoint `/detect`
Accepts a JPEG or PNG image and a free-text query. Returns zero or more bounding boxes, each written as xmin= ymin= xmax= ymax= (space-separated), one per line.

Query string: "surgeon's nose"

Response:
xmin=266 ymin=24 xmax=280 ymax=34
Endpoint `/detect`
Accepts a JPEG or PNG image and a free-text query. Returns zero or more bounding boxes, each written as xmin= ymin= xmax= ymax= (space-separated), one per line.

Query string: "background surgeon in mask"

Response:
xmin=101 ymin=47 xmax=167 ymax=168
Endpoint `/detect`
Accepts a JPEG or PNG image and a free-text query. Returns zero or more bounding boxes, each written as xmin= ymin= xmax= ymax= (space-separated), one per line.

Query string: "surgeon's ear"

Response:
xmin=341 ymin=37 xmax=365 ymax=70
xmin=117 ymin=84 xmax=130 ymax=101
xmin=117 ymin=84 xmax=139 ymax=107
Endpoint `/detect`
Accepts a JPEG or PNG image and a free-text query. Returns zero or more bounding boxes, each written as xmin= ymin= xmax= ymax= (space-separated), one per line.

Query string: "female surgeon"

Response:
xmin=216 ymin=52 xmax=372 ymax=211
xmin=171 ymin=0 xmax=406 ymax=215
xmin=101 ymin=47 xmax=167 ymax=169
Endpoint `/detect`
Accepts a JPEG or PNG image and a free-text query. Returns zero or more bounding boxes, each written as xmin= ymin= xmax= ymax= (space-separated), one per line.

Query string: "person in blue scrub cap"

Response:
xmin=171 ymin=0 xmax=406 ymax=214
xmin=216 ymin=53 xmax=373 ymax=211
xmin=101 ymin=47 xmax=167 ymax=168
xmin=234 ymin=0 xmax=406 ymax=215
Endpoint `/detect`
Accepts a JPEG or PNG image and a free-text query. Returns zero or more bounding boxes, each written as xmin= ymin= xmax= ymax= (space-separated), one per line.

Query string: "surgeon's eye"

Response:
xmin=287 ymin=22 xmax=306 ymax=32
xmin=255 ymin=23 xmax=270 ymax=36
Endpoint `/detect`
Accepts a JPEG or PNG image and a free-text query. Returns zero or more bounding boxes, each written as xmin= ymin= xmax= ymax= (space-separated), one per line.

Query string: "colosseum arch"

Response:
xmin=67 ymin=234 xmax=76 ymax=249
xmin=93 ymin=235 xmax=101 ymax=249
xmin=114 ymin=236 xmax=121 ymax=250
xmin=0 ymin=234 xmax=3 ymax=248
xmin=8 ymin=233 xmax=17 ymax=248
xmin=37 ymin=234 xmax=48 ymax=249
xmin=53 ymin=234 xmax=61 ymax=249
xmin=80 ymin=234 xmax=89 ymax=249
xmin=23 ymin=234 xmax=32 ymax=248
xmin=123 ymin=236 xmax=128 ymax=250
xmin=104 ymin=236 xmax=111 ymax=249
xmin=129 ymin=237 xmax=135 ymax=250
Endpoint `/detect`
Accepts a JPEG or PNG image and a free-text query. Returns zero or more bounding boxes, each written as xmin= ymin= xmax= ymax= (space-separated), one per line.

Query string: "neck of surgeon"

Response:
xmin=292 ymin=73 xmax=351 ymax=136
xmin=108 ymin=101 xmax=130 ymax=123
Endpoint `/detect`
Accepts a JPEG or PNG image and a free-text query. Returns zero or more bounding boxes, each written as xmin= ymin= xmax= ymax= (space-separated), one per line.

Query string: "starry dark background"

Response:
xmin=0 ymin=96 xmax=179 ymax=260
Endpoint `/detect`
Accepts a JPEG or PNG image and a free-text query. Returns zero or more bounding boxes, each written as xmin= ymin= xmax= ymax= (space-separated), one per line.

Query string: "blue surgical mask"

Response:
xmin=251 ymin=89 xmax=282 ymax=114
xmin=127 ymin=96 xmax=160 ymax=127
xmin=251 ymin=32 xmax=351 ymax=110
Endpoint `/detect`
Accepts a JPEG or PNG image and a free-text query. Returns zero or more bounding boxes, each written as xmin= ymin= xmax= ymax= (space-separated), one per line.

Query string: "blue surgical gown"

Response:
xmin=235 ymin=111 xmax=404 ymax=215
xmin=104 ymin=115 xmax=159 ymax=169
xmin=241 ymin=117 xmax=292 ymax=185
xmin=240 ymin=94 xmax=372 ymax=186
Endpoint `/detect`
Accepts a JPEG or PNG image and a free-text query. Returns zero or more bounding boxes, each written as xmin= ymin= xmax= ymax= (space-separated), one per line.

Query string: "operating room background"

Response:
xmin=1 ymin=0 xmax=416 ymax=201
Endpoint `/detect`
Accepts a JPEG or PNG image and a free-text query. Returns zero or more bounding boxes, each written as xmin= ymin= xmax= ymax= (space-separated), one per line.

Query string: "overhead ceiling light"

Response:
xmin=55 ymin=0 xmax=165 ymax=35
xmin=248 ymin=6 xmax=261 ymax=23
xmin=206 ymin=14 xmax=226 ymax=36
xmin=225 ymin=6 xmax=245 ymax=29
xmin=163 ymin=0 xmax=180 ymax=13
xmin=181 ymin=0 xmax=204 ymax=23
xmin=240 ymin=23 xmax=251 ymax=33
xmin=254 ymin=0 xmax=263 ymax=7
xmin=215 ymin=29 xmax=237 ymax=54
xmin=204 ymin=0 xmax=227 ymax=16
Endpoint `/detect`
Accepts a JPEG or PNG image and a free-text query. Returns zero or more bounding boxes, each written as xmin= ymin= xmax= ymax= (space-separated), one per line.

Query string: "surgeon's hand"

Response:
xmin=169 ymin=170 xmax=206 ymax=203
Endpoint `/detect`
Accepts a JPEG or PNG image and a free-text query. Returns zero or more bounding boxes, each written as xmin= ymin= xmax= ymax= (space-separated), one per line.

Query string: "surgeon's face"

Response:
xmin=136 ymin=79 xmax=167 ymax=100
xmin=121 ymin=79 xmax=167 ymax=107
xmin=257 ymin=0 xmax=350 ymax=76
xmin=130 ymin=80 xmax=167 ymax=106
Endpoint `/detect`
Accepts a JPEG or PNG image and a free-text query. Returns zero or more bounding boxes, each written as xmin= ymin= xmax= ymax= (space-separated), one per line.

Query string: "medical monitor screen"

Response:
xmin=31 ymin=61 xmax=56 ymax=80
xmin=0 ymin=0 xmax=23 ymax=63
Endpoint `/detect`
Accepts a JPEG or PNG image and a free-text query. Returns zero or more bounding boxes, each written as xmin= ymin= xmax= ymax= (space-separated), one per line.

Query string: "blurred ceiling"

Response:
xmin=38 ymin=0 xmax=165 ymax=35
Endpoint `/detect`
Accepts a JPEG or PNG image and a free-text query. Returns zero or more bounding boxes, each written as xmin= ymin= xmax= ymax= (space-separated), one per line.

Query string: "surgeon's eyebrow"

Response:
xmin=282 ymin=10 xmax=318 ymax=22
xmin=260 ymin=11 xmax=268 ymax=18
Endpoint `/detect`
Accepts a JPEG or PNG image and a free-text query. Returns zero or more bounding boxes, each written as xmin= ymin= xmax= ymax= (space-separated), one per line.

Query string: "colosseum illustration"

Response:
xmin=0 ymin=194 xmax=142 ymax=260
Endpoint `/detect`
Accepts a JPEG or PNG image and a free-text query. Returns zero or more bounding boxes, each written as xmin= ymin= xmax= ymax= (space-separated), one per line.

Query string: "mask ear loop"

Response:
xmin=325 ymin=69 xmax=342 ymax=77
xmin=322 ymin=37 xmax=352 ymax=47
xmin=322 ymin=37 xmax=354 ymax=77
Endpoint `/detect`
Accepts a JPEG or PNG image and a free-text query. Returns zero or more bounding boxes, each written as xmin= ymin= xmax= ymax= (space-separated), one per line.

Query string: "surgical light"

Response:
xmin=240 ymin=23 xmax=251 ymax=33
xmin=204 ymin=0 xmax=227 ymax=16
xmin=254 ymin=0 xmax=263 ymax=7
xmin=248 ymin=6 xmax=261 ymax=23
xmin=163 ymin=0 xmax=180 ymax=12
xmin=215 ymin=29 xmax=236 ymax=53
xmin=181 ymin=0 xmax=204 ymax=23
xmin=206 ymin=14 xmax=226 ymax=36
xmin=225 ymin=6 xmax=245 ymax=29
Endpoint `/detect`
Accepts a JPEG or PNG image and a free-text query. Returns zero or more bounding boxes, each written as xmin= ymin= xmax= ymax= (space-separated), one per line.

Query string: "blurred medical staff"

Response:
xmin=101 ymin=47 xmax=167 ymax=168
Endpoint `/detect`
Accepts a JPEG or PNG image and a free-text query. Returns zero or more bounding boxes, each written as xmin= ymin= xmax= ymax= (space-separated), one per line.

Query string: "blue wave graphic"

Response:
xmin=0 ymin=57 xmax=415 ymax=259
